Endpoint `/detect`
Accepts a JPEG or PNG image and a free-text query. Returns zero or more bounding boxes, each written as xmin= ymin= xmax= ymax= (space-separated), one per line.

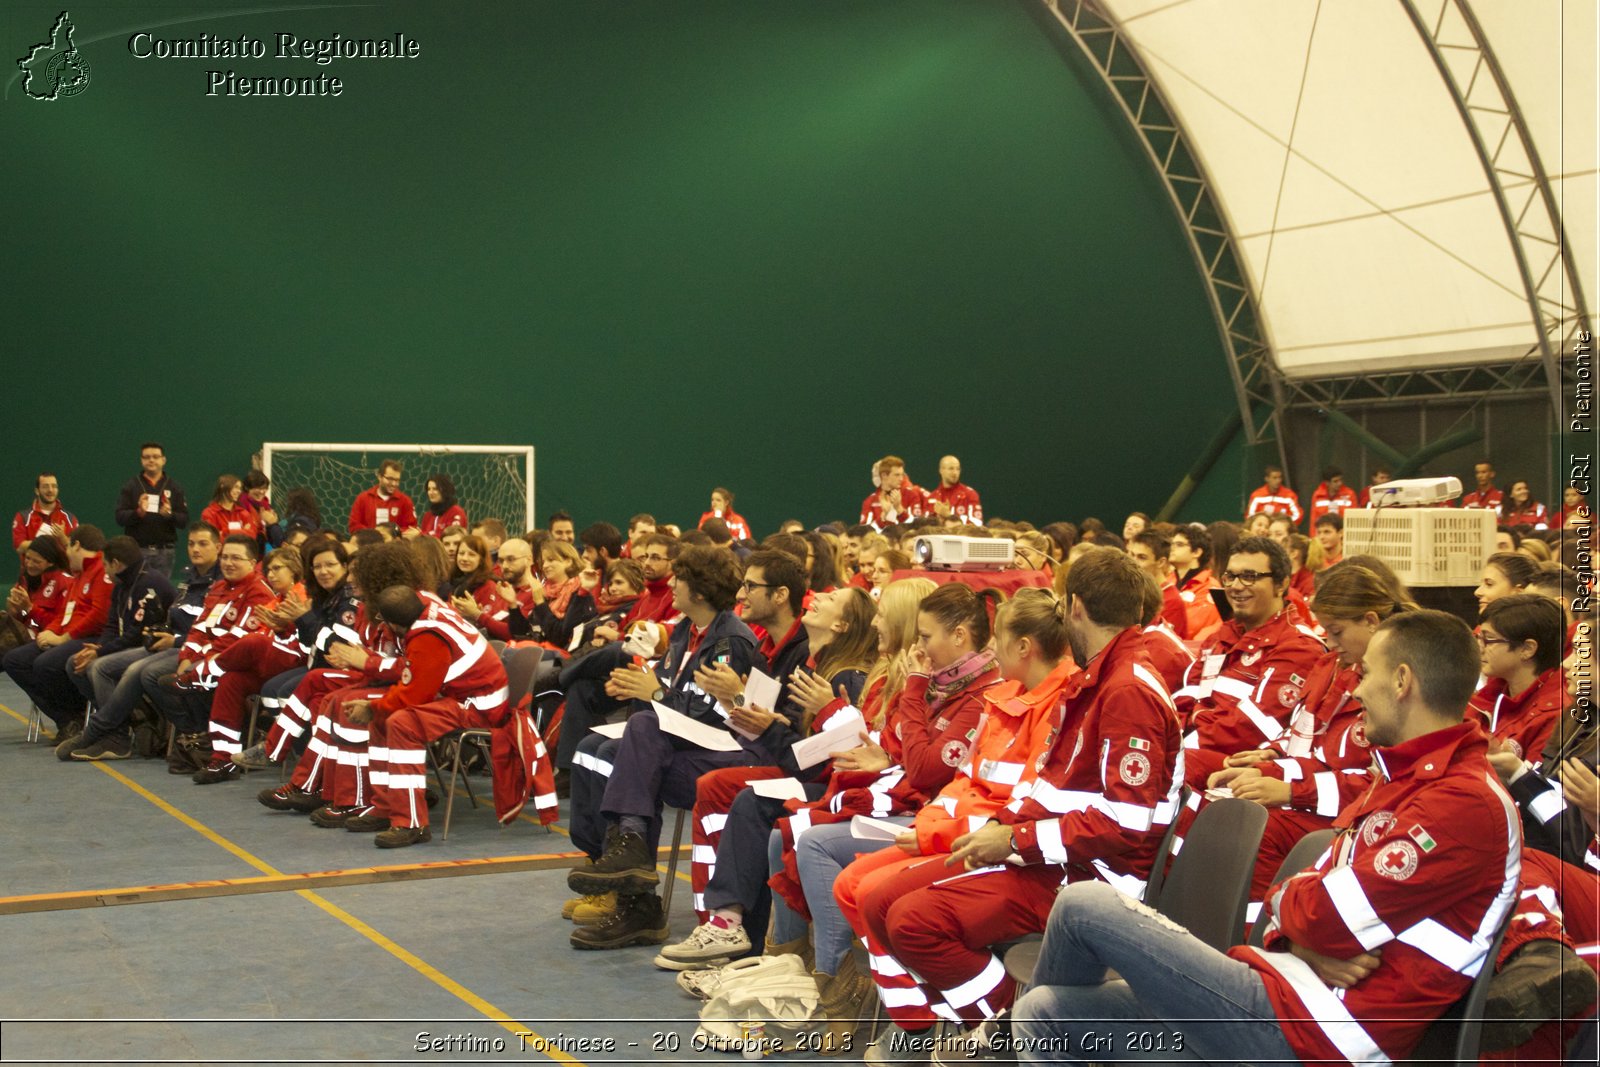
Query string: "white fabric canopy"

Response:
xmin=1096 ymin=0 xmax=1595 ymax=381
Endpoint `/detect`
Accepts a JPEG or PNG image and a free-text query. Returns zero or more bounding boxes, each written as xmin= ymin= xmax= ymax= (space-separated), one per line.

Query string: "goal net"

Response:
xmin=260 ymin=443 xmax=535 ymax=536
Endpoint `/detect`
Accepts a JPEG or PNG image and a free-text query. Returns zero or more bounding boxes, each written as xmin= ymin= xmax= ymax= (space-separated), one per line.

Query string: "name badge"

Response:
xmin=1201 ymin=654 xmax=1224 ymax=682
xmin=142 ymin=493 xmax=161 ymax=512
xmin=375 ymin=507 xmax=391 ymax=525
xmin=228 ymin=521 xmax=243 ymax=531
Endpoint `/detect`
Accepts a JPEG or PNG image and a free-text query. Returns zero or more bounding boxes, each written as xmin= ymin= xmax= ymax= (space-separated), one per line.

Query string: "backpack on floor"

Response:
xmin=694 ymin=955 xmax=821 ymax=1054
xmin=130 ymin=700 xmax=167 ymax=760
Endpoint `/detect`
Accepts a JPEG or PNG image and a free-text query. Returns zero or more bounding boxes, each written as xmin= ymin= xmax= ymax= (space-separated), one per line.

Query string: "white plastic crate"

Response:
xmin=1341 ymin=508 xmax=1497 ymax=587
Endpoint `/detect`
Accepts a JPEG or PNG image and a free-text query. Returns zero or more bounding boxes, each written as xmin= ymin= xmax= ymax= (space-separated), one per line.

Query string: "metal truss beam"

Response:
xmin=1037 ymin=0 xmax=1287 ymax=457
xmin=1400 ymin=0 xmax=1590 ymax=417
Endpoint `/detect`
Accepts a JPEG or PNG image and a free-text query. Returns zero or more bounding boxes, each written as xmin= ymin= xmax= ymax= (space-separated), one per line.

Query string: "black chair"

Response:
xmin=433 ymin=645 xmax=544 ymax=839
xmin=1401 ymin=907 xmax=1515 ymax=1065
xmin=1246 ymin=828 xmax=1338 ymax=947
xmin=1002 ymin=785 xmax=1201 ymax=984
xmin=1148 ymin=797 xmax=1268 ymax=953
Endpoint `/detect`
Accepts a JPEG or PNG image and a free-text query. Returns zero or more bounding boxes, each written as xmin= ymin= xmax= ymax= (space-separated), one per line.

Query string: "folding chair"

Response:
xmin=1401 ymin=907 xmax=1515 ymax=1065
xmin=435 ymin=645 xmax=544 ymax=840
xmin=1004 ymin=785 xmax=1193 ymax=985
xmin=660 ymin=808 xmax=690 ymax=923
xmin=1246 ymin=828 xmax=1337 ymax=947
xmin=1004 ymin=796 xmax=1267 ymax=985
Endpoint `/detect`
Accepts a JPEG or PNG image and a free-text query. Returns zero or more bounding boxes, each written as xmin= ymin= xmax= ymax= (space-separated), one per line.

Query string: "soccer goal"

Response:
xmin=260 ymin=443 xmax=535 ymax=535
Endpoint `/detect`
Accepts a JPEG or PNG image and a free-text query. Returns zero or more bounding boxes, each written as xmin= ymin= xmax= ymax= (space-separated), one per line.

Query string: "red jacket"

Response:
xmin=698 ymin=510 xmax=751 ymax=541
xmin=1002 ymin=627 xmax=1184 ymax=900
xmin=419 ymin=505 xmax=468 ymax=538
xmin=182 ymin=570 xmax=277 ymax=665
xmin=1461 ymin=486 xmax=1504 ymax=510
xmin=913 ymin=659 xmax=1076 ymax=855
xmin=373 ymin=595 xmax=508 ymax=716
xmin=1140 ymin=622 xmax=1195 ymax=694
xmin=1175 ymin=569 xmax=1222 ymax=647
xmin=477 ymin=580 xmax=534 ymax=642
xmin=624 ymin=575 xmax=680 ymax=628
xmin=51 ymin=556 xmax=112 ymax=640
xmin=12 ymin=503 xmax=77 ymax=551
xmin=201 ymin=501 xmax=262 ymax=542
xmin=1309 ymin=483 xmax=1359 ymax=524
xmin=1254 ymin=653 xmax=1373 ymax=817
xmin=1467 ymin=667 xmax=1566 ymax=762
xmin=1246 ymin=484 xmax=1303 ymax=525
xmin=860 ymin=486 xmax=927 ymax=530
xmin=927 ymin=482 xmax=983 ymax=525
xmin=1175 ymin=607 xmax=1326 ymax=756
xmin=19 ymin=569 xmax=71 ymax=635
xmin=1234 ymin=722 xmax=1520 ymax=1065
xmin=348 ymin=487 xmax=417 ymax=532
xmin=1499 ymin=503 xmax=1549 ymax=529
xmin=1157 ymin=574 xmax=1188 ymax=639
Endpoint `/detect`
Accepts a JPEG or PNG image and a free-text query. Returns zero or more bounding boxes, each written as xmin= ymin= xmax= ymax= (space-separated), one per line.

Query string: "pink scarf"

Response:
xmin=924 ymin=649 xmax=999 ymax=712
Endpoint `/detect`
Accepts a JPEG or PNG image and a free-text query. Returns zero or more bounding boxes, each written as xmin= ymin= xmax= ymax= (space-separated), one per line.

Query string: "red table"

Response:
xmin=891 ymin=568 xmax=1053 ymax=595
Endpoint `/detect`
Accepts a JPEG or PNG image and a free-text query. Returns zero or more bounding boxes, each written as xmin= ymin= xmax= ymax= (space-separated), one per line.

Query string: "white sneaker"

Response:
xmin=652 ymin=919 xmax=752 ymax=971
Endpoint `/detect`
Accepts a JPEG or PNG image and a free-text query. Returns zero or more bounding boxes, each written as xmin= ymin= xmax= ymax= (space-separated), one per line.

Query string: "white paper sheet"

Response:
xmin=592 ymin=722 xmax=627 ymax=739
xmin=750 ymin=777 xmax=808 ymax=802
xmin=743 ymin=667 xmax=783 ymax=713
xmin=850 ymin=814 xmax=910 ymax=842
xmin=653 ymin=702 xmax=742 ymax=752
xmin=789 ymin=709 xmax=866 ymax=770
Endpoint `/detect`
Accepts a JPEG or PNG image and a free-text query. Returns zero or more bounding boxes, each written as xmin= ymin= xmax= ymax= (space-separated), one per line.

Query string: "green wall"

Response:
xmin=3 ymin=0 xmax=1240 ymax=538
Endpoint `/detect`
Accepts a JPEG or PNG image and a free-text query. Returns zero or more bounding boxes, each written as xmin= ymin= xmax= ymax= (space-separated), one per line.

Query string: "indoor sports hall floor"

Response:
xmin=0 ymin=678 xmax=850 ymax=1065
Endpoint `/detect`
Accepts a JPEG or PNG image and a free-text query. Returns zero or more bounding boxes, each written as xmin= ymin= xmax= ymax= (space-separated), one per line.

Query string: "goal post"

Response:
xmin=260 ymin=442 xmax=535 ymax=535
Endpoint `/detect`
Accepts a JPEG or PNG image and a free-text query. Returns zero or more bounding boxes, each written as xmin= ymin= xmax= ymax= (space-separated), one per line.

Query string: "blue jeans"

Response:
xmin=72 ymin=647 xmax=178 ymax=742
xmin=769 ymin=820 xmax=909 ymax=974
xmin=1012 ymin=882 xmax=1296 ymax=1066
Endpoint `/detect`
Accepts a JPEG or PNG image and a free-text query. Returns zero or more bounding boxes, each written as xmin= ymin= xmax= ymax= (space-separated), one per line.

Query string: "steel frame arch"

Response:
xmin=1399 ymin=0 xmax=1589 ymax=418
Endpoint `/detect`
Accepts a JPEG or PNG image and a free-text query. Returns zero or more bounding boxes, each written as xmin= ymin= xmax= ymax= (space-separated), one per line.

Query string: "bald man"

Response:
xmin=458 ymin=537 xmax=535 ymax=642
xmin=927 ymin=455 xmax=983 ymax=525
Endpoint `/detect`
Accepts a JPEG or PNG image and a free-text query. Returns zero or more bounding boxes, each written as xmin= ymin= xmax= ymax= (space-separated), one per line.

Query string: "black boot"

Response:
xmin=1483 ymin=940 xmax=1599 ymax=1051
xmin=569 ymin=891 xmax=669 ymax=950
xmin=566 ymin=825 xmax=657 ymax=896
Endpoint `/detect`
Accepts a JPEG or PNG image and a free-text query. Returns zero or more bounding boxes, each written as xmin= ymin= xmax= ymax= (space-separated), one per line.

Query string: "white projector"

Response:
xmin=911 ymin=535 xmax=1015 ymax=571
xmin=1364 ymin=476 xmax=1463 ymax=507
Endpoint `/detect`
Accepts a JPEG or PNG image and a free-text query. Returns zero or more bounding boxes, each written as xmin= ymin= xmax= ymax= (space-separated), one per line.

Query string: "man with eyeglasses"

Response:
xmin=347 ymin=459 xmax=417 ymax=535
xmin=145 ymin=534 xmax=276 ymax=773
xmin=114 ymin=442 xmax=189 ymax=576
xmin=1169 ymin=524 xmax=1221 ymax=644
xmin=1172 ymin=536 xmax=1325 ymax=785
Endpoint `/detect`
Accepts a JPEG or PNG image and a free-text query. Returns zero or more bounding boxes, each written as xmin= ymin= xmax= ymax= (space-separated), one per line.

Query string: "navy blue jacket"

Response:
xmin=168 ymin=563 xmax=220 ymax=640
xmin=650 ymin=610 xmax=759 ymax=728
xmin=93 ymin=561 xmax=178 ymax=654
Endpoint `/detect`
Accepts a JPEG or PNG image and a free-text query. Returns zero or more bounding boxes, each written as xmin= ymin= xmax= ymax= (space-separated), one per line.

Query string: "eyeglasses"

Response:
xmin=1220 ymin=571 xmax=1271 ymax=586
xmin=740 ymin=580 xmax=778 ymax=592
xmin=1475 ymin=633 xmax=1512 ymax=648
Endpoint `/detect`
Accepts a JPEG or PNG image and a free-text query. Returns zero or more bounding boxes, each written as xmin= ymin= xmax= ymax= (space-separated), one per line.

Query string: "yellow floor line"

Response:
xmin=0 ymin=701 xmax=585 ymax=1064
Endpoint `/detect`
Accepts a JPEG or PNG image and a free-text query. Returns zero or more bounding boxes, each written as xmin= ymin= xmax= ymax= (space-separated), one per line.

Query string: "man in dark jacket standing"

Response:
xmin=114 ymin=442 xmax=188 ymax=577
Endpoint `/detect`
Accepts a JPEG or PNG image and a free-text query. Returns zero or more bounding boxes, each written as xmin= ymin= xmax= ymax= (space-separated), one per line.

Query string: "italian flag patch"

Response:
xmin=1128 ymin=737 xmax=1150 ymax=751
xmin=1408 ymin=824 xmax=1437 ymax=852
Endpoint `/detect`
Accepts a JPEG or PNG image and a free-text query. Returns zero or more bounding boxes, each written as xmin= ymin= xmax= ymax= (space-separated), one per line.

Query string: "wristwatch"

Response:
xmin=732 ymin=692 xmax=747 ymax=709
xmin=651 ymin=687 xmax=665 ymax=703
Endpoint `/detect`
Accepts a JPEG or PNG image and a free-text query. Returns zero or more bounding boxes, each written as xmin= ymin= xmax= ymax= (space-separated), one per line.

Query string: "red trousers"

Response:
xmin=206 ymin=632 xmax=303 ymax=761
xmin=368 ymin=698 xmax=497 ymax=829
xmin=837 ymin=848 xmax=1060 ymax=1029
xmin=286 ymin=675 xmax=379 ymax=804
xmin=691 ymin=765 xmax=786 ymax=921
xmin=267 ymin=667 xmax=361 ymax=762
